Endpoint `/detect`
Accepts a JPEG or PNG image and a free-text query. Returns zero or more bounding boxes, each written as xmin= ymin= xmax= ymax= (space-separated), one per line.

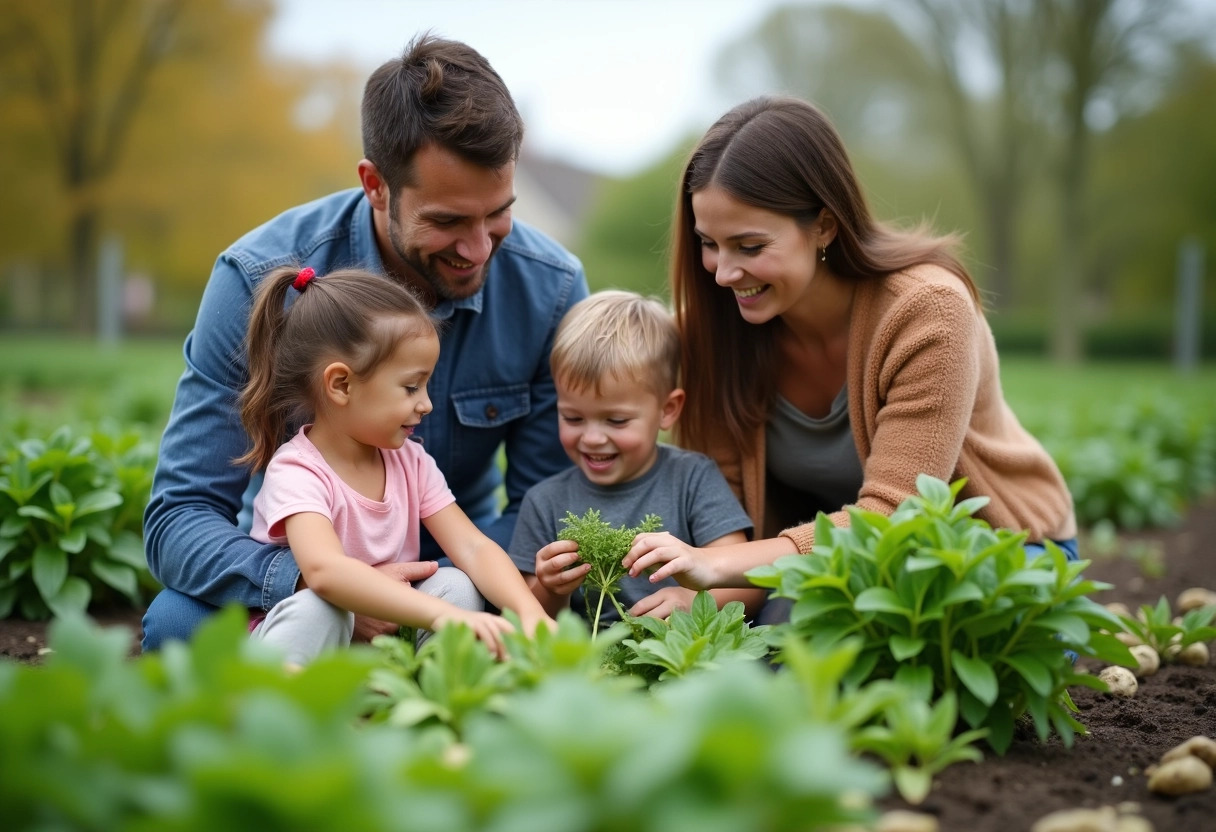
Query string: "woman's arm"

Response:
xmin=624 ymin=531 xmax=800 ymax=589
xmin=424 ymin=503 xmax=555 ymax=634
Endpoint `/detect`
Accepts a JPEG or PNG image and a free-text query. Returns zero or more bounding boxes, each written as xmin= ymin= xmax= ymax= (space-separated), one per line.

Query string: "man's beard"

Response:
xmin=387 ymin=201 xmax=492 ymax=303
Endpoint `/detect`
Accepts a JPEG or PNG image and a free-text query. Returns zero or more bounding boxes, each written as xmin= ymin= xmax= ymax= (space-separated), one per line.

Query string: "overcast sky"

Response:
xmin=267 ymin=0 xmax=827 ymax=176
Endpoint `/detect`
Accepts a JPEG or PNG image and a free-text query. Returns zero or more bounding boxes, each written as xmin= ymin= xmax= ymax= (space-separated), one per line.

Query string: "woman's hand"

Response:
xmin=432 ymin=609 xmax=516 ymax=661
xmin=533 ymin=539 xmax=591 ymax=597
xmin=628 ymin=586 xmax=699 ymax=619
xmin=624 ymin=532 xmax=721 ymax=590
xmin=517 ymin=609 xmax=559 ymax=638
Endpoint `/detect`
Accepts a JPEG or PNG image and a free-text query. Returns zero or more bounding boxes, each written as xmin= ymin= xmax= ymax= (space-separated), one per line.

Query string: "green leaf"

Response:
xmin=0 ymin=514 xmax=28 ymax=537
xmin=107 ymin=531 xmax=149 ymax=570
xmin=1001 ymin=654 xmax=1053 ymax=698
xmin=32 ymin=543 xmax=69 ymax=601
xmin=58 ymin=527 xmax=87 ymax=554
xmin=74 ymin=489 xmax=123 ymax=518
xmin=17 ymin=505 xmax=59 ymax=525
xmin=889 ymin=635 xmax=926 ymax=661
xmin=854 ymin=587 xmax=910 ymax=616
xmin=90 ymin=559 xmax=139 ymax=600
xmin=951 ymin=651 xmax=998 ymax=706
xmin=46 ymin=576 xmax=91 ymax=618
xmin=1028 ymin=613 xmax=1090 ymax=645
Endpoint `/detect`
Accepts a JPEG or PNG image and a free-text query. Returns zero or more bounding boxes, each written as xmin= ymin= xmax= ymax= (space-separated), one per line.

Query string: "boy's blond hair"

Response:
xmin=551 ymin=290 xmax=679 ymax=399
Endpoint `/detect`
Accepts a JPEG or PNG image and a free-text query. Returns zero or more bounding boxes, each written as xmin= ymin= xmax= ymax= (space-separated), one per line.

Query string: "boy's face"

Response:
xmin=556 ymin=373 xmax=684 ymax=487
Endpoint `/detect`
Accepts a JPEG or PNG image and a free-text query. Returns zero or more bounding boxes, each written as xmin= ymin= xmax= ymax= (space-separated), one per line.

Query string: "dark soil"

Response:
xmin=1 ymin=502 xmax=1213 ymax=831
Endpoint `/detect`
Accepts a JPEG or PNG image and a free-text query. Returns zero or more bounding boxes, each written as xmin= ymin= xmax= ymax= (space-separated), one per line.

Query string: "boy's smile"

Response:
xmin=556 ymin=373 xmax=684 ymax=487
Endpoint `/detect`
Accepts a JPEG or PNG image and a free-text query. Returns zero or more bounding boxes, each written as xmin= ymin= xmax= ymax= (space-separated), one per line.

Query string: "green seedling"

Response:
xmin=852 ymin=691 xmax=987 ymax=804
xmin=621 ymin=590 xmax=769 ymax=681
xmin=557 ymin=508 xmax=662 ymax=638
xmin=1118 ymin=596 xmax=1216 ymax=660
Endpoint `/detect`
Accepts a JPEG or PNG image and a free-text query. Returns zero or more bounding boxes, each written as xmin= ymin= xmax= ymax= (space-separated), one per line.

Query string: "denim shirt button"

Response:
xmin=484 ymin=404 xmax=499 ymax=420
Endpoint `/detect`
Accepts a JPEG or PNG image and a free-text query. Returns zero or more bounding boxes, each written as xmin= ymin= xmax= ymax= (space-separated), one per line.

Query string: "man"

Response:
xmin=141 ymin=34 xmax=589 ymax=649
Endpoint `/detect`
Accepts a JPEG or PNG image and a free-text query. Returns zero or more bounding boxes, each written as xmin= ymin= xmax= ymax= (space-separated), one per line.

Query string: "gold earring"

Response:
xmin=819 ymin=246 xmax=827 ymax=262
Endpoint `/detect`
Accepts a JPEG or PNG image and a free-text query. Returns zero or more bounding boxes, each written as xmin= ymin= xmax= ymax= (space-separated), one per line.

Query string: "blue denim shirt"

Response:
xmin=143 ymin=188 xmax=588 ymax=612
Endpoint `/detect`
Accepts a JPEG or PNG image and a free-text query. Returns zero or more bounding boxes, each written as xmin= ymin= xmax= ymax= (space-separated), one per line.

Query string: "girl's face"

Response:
xmin=345 ymin=330 xmax=440 ymax=450
xmin=690 ymin=185 xmax=828 ymax=325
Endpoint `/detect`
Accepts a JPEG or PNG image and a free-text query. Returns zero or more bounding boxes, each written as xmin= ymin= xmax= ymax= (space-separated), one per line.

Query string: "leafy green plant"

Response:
xmin=364 ymin=622 xmax=513 ymax=738
xmin=557 ymin=508 xmax=662 ymax=637
xmin=852 ymin=691 xmax=986 ymax=804
xmin=0 ymin=423 xmax=158 ymax=620
xmin=2 ymin=605 xmax=887 ymax=832
xmin=1118 ymin=596 xmax=1216 ymax=659
xmin=748 ymin=475 xmax=1135 ymax=753
xmin=621 ymin=591 xmax=770 ymax=681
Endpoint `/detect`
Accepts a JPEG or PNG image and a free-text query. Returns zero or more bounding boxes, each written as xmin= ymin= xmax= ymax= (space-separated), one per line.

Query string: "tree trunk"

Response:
xmin=68 ymin=204 xmax=98 ymax=335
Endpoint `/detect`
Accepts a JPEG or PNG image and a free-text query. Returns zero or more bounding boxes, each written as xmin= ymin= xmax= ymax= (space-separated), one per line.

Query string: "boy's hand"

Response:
xmin=624 ymin=532 xmax=719 ymax=590
xmin=432 ymin=610 xmax=515 ymax=661
xmin=534 ymin=539 xmax=591 ymax=596
xmin=628 ymin=586 xmax=699 ymax=620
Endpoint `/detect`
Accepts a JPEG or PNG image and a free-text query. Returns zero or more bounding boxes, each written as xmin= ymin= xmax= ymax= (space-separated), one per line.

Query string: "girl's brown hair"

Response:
xmin=235 ymin=266 xmax=436 ymax=470
xmin=671 ymin=95 xmax=976 ymax=458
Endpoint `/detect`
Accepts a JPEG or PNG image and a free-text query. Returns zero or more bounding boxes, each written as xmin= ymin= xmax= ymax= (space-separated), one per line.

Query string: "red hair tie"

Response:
xmin=293 ymin=267 xmax=316 ymax=291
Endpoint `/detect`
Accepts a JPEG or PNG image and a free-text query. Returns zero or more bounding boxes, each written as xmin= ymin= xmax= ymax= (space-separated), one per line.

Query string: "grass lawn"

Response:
xmin=1 ymin=333 xmax=1213 ymax=438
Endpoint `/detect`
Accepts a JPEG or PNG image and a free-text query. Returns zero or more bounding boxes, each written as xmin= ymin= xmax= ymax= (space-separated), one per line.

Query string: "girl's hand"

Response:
xmin=432 ymin=610 xmax=515 ymax=660
xmin=517 ymin=609 xmax=559 ymax=638
xmin=351 ymin=560 xmax=441 ymax=642
xmin=624 ymin=532 xmax=720 ymax=590
xmin=534 ymin=539 xmax=590 ymax=596
xmin=628 ymin=586 xmax=699 ymax=620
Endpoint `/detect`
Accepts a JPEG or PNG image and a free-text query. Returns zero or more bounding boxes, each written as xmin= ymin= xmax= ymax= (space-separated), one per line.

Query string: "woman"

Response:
xmin=623 ymin=96 xmax=1075 ymax=610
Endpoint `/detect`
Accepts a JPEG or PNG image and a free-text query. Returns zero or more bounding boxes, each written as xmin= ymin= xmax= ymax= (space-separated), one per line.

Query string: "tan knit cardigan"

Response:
xmin=708 ymin=265 xmax=1076 ymax=553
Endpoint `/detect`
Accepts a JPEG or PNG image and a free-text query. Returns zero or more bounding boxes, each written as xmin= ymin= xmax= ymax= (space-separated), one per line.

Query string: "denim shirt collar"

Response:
xmin=349 ymin=195 xmax=484 ymax=321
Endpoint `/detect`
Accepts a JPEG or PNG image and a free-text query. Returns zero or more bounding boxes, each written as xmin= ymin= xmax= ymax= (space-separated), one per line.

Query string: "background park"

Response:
xmin=1 ymin=1 xmax=1215 ymax=830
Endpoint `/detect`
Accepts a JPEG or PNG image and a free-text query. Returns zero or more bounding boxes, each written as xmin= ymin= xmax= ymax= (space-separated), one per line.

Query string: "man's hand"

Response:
xmin=351 ymin=560 xmax=440 ymax=643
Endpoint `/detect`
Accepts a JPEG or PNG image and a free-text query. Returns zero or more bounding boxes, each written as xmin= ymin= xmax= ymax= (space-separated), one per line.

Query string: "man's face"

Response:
xmin=385 ymin=143 xmax=516 ymax=303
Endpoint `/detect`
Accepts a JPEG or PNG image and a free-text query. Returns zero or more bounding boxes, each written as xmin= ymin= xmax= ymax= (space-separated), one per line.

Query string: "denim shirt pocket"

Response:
xmin=450 ymin=384 xmax=531 ymax=428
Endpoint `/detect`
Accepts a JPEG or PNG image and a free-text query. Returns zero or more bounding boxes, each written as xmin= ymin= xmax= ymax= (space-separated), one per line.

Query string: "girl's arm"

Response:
xmin=285 ymin=512 xmax=514 ymax=655
xmin=623 ymin=531 xmax=799 ymax=589
xmin=424 ymin=503 xmax=555 ymax=634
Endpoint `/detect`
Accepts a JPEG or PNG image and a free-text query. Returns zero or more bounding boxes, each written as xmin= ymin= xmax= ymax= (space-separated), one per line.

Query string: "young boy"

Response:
xmin=508 ymin=291 xmax=762 ymax=623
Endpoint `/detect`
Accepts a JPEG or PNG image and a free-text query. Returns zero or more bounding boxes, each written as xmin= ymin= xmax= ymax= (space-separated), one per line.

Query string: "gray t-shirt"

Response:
xmin=508 ymin=444 xmax=753 ymax=623
xmin=766 ymin=388 xmax=864 ymax=517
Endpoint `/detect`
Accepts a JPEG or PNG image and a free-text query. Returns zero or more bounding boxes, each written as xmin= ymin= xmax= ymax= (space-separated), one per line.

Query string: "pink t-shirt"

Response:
xmin=250 ymin=427 xmax=456 ymax=566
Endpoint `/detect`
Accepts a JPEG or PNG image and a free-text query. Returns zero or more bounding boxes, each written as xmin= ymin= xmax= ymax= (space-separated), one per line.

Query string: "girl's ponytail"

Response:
xmin=235 ymin=266 xmax=308 ymax=470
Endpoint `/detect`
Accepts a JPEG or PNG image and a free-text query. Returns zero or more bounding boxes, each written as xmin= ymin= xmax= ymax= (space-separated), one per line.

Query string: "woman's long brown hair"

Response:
xmin=671 ymin=96 xmax=975 ymax=458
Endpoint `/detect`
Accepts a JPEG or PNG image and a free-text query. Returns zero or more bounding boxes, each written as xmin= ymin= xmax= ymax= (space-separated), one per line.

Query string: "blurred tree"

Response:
xmin=1038 ymin=0 xmax=1193 ymax=362
xmin=904 ymin=0 xmax=1050 ymax=310
xmin=576 ymin=142 xmax=691 ymax=297
xmin=0 ymin=0 xmax=183 ymax=333
xmin=0 ymin=0 xmax=362 ymax=332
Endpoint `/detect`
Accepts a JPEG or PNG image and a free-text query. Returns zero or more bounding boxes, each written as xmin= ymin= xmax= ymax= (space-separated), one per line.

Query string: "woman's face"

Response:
xmin=690 ymin=185 xmax=826 ymax=325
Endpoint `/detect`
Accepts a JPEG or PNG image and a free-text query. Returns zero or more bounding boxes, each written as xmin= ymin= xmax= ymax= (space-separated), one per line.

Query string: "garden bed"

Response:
xmin=1 ymin=500 xmax=1213 ymax=831
xmin=899 ymin=497 xmax=1216 ymax=831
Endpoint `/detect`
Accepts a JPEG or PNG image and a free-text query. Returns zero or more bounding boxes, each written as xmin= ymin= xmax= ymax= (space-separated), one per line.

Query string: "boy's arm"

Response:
xmin=424 ymin=502 xmax=554 ymax=634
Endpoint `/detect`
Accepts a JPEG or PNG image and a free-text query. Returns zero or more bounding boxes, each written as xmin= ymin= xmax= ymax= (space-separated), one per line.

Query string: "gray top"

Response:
xmin=766 ymin=387 xmax=864 ymax=514
xmin=508 ymin=444 xmax=753 ymax=623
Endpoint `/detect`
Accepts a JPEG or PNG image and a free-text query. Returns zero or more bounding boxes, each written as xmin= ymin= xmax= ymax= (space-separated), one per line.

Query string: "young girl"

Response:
xmin=236 ymin=265 xmax=553 ymax=665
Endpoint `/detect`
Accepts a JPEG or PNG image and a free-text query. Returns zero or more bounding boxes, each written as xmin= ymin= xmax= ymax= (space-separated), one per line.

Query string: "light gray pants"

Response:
xmin=250 ymin=566 xmax=483 ymax=666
